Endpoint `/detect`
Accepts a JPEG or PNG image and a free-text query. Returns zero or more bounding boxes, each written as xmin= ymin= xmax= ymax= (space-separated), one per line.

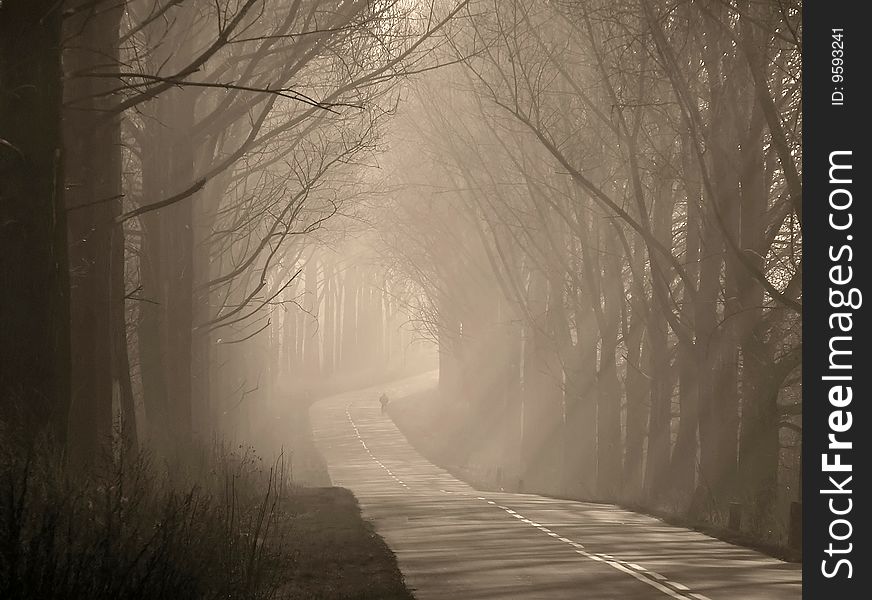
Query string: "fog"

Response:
xmin=1 ymin=0 xmax=802 ymax=596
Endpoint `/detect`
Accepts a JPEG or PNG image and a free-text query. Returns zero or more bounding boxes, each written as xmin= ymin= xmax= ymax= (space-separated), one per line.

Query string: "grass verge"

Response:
xmin=277 ymin=487 xmax=413 ymax=599
xmin=1 ymin=443 xmax=413 ymax=599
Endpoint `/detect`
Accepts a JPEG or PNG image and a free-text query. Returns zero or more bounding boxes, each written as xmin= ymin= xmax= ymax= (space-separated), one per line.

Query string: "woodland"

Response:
xmin=0 ymin=0 xmax=801 ymax=595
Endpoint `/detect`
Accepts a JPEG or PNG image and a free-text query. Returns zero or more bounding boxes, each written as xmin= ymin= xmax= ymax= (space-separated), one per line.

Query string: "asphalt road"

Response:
xmin=310 ymin=372 xmax=802 ymax=599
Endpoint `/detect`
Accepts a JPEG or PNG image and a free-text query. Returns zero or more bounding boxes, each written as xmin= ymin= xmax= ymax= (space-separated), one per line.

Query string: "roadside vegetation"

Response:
xmin=1 ymin=430 xmax=412 ymax=599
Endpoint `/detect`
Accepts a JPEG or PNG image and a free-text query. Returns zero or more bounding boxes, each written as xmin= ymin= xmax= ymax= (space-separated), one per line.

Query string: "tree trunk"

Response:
xmin=437 ymin=301 xmax=462 ymax=400
xmin=520 ymin=268 xmax=564 ymax=494
xmin=643 ymin=311 xmax=671 ymax=502
xmin=500 ymin=312 xmax=523 ymax=483
xmin=671 ymin=146 xmax=701 ymax=500
xmin=0 ymin=0 xmax=69 ymax=449
xmin=596 ymin=229 xmax=623 ymax=500
xmin=694 ymin=190 xmax=739 ymax=516
xmin=736 ymin=91 xmax=778 ymax=530
xmin=191 ymin=188 xmax=215 ymax=445
xmin=340 ymin=266 xmax=358 ymax=371
xmin=382 ymin=286 xmax=392 ymax=366
xmin=643 ymin=179 xmax=678 ymax=503
xmin=283 ymin=281 xmax=299 ymax=378
xmin=322 ymin=261 xmax=335 ymax=377
xmin=63 ymin=0 xmax=125 ymax=464
xmin=622 ymin=298 xmax=647 ymax=500
xmin=303 ymin=258 xmax=321 ymax=378
xmin=113 ymin=223 xmax=138 ymax=453
xmin=564 ymin=307 xmax=598 ymax=498
xmin=158 ymin=90 xmax=196 ymax=458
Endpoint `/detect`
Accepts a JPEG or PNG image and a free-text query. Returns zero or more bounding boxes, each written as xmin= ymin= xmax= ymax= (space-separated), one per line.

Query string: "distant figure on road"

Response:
xmin=379 ymin=392 xmax=390 ymax=414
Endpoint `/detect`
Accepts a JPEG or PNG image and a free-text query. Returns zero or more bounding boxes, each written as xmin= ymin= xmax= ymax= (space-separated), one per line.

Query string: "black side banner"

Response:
xmin=804 ymin=2 xmax=869 ymax=596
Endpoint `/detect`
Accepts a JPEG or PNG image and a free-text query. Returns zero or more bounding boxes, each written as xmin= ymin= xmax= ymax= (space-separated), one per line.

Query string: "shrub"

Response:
xmin=0 ymin=444 xmax=291 ymax=600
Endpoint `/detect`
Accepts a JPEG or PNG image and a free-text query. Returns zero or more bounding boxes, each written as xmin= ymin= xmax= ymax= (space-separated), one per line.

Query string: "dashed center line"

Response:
xmin=346 ymin=403 xmax=711 ymax=600
xmin=473 ymin=497 xmax=712 ymax=600
xmin=346 ymin=405 xmax=410 ymax=490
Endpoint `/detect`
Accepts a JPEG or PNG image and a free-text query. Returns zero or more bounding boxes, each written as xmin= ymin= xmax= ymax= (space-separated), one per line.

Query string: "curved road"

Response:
xmin=310 ymin=373 xmax=801 ymax=599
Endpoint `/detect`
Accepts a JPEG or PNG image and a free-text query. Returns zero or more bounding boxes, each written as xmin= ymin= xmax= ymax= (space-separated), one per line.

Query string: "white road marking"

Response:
xmin=346 ymin=404 xmax=411 ymax=490
xmin=480 ymin=495 xmax=710 ymax=600
xmin=345 ymin=401 xmax=713 ymax=600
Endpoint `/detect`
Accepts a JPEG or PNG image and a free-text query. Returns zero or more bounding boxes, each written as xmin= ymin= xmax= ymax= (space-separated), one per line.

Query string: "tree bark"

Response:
xmin=520 ymin=268 xmax=564 ymax=494
xmin=63 ymin=0 xmax=126 ymax=464
xmin=303 ymin=258 xmax=321 ymax=378
xmin=340 ymin=266 xmax=359 ymax=371
xmin=0 ymin=0 xmax=69 ymax=449
xmin=564 ymin=306 xmax=598 ymax=498
xmin=596 ymin=228 xmax=623 ymax=500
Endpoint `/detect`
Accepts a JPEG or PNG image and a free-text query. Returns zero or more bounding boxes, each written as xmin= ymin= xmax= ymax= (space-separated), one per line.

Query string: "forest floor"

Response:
xmin=388 ymin=387 xmax=801 ymax=564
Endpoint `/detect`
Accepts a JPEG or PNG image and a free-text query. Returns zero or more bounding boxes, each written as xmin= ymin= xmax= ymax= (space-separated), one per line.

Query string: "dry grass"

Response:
xmin=0 ymin=444 xmax=413 ymax=599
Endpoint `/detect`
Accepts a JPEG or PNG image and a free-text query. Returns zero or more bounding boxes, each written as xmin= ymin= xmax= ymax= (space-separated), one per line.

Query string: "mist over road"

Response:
xmin=310 ymin=373 xmax=801 ymax=600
